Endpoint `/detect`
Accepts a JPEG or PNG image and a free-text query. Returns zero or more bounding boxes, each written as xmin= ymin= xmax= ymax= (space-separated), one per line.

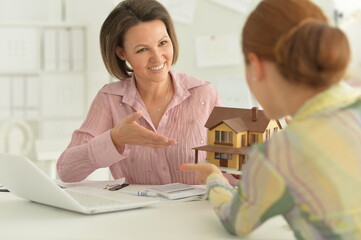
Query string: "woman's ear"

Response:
xmin=247 ymin=53 xmax=264 ymax=82
xmin=116 ymin=47 xmax=126 ymax=60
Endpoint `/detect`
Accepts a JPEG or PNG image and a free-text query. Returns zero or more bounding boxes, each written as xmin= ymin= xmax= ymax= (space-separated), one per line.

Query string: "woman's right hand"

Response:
xmin=179 ymin=163 xmax=226 ymax=184
xmin=110 ymin=111 xmax=176 ymax=148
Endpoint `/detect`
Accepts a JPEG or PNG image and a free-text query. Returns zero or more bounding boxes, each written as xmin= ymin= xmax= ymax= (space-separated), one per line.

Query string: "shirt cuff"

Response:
xmin=89 ymin=130 xmax=130 ymax=167
xmin=206 ymin=173 xmax=228 ymax=185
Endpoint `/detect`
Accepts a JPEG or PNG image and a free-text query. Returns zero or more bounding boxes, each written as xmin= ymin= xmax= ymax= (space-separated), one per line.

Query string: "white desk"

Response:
xmin=0 ymin=185 xmax=295 ymax=240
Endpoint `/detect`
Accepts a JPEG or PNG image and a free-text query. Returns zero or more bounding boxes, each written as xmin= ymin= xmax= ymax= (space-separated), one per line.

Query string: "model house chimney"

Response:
xmin=251 ymin=107 xmax=258 ymax=122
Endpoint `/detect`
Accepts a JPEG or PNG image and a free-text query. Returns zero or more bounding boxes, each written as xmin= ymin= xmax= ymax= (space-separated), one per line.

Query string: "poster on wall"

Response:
xmin=195 ymin=34 xmax=241 ymax=68
xmin=0 ymin=27 xmax=40 ymax=73
xmin=209 ymin=0 xmax=253 ymax=14
xmin=158 ymin=0 xmax=197 ymax=24
xmin=215 ymin=76 xmax=258 ymax=109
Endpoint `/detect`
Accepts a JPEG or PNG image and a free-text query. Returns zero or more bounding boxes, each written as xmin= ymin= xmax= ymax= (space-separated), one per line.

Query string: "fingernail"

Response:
xmin=179 ymin=165 xmax=186 ymax=171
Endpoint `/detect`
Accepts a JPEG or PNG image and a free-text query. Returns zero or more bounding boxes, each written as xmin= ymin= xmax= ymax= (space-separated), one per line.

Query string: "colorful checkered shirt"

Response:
xmin=207 ymin=83 xmax=361 ymax=240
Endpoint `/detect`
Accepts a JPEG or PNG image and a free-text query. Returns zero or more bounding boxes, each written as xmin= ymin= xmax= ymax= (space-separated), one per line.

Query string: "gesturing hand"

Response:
xmin=179 ymin=163 xmax=224 ymax=184
xmin=110 ymin=111 xmax=177 ymax=148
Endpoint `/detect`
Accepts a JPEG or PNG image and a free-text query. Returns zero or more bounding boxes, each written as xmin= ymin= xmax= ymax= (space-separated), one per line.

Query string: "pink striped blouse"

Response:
xmin=57 ymin=71 xmax=222 ymax=184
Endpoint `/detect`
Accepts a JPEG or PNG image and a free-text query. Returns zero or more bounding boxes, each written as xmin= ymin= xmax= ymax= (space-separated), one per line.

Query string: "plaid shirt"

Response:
xmin=207 ymin=83 xmax=361 ymax=240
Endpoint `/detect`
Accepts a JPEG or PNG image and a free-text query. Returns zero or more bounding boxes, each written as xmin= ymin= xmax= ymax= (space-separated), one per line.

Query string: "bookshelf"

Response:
xmin=0 ymin=23 xmax=87 ymax=163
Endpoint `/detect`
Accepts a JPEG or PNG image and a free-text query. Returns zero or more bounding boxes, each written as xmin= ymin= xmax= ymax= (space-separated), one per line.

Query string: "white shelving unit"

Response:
xmin=0 ymin=23 xmax=87 ymax=167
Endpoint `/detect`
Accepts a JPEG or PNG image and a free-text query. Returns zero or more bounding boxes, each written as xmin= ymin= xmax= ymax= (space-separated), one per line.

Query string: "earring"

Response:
xmin=125 ymin=61 xmax=133 ymax=70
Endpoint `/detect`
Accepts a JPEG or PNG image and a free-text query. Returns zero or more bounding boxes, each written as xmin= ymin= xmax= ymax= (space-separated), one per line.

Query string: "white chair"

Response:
xmin=0 ymin=120 xmax=34 ymax=156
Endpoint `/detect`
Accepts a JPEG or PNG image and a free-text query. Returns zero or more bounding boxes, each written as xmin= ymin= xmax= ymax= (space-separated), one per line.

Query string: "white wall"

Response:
xmin=2 ymin=0 xmax=360 ymax=180
xmin=65 ymin=0 xmax=115 ymax=104
xmin=79 ymin=0 xmax=337 ymax=109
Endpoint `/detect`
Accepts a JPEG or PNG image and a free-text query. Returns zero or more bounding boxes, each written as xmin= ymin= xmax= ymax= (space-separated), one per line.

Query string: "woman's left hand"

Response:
xmin=179 ymin=163 xmax=223 ymax=184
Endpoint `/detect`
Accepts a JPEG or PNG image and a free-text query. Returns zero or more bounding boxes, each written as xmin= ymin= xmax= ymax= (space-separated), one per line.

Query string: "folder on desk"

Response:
xmin=145 ymin=183 xmax=207 ymax=200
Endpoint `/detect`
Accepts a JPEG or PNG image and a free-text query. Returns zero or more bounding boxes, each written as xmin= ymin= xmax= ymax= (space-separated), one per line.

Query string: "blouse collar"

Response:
xmin=292 ymin=82 xmax=361 ymax=121
xmin=99 ymin=70 xmax=209 ymax=110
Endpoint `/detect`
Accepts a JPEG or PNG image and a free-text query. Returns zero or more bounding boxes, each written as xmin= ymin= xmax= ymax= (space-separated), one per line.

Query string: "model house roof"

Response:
xmin=205 ymin=107 xmax=280 ymax=133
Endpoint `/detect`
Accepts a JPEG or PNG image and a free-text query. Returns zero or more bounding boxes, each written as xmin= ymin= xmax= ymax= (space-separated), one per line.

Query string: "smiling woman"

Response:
xmin=55 ymin=0 xmax=232 ymax=185
xmin=113 ymin=19 xmax=175 ymax=127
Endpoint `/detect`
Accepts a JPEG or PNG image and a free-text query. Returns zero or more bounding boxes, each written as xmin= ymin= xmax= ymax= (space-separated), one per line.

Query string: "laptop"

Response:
xmin=0 ymin=153 xmax=159 ymax=214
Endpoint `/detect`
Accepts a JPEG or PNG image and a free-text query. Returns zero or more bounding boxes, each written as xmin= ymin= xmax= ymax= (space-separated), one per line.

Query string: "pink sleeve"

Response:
xmin=56 ymin=92 xmax=129 ymax=182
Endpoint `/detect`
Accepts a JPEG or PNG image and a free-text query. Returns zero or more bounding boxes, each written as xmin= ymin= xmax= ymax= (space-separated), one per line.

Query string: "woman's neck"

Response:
xmin=282 ymin=83 xmax=327 ymax=117
xmin=135 ymin=75 xmax=171 ymax=101
xmin=134 ymin=74 xmax=174 ymax=128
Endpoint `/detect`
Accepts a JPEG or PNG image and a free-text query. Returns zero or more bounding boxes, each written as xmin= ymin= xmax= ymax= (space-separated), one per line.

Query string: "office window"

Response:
xmin=215 ymin=152 xmax=220 ymax=159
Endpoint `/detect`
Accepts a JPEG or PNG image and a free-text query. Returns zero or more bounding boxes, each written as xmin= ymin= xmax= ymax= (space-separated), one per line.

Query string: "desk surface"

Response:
xmin=0 ymin=185 xmax=295 ymax=240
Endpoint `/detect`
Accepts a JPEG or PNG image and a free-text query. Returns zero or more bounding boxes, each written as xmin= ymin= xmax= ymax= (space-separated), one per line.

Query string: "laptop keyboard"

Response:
xmin=67 ymin=190 xmax=125 ymax=208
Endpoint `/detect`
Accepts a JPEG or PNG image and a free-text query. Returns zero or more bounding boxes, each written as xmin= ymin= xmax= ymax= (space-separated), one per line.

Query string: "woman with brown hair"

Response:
xmin=181 ymin=0 xmax=361 ymax=238
xmin=56 ymin=0 xmax=223 ymax=185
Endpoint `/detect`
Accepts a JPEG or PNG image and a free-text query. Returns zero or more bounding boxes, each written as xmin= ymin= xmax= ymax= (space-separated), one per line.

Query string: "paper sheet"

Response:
xmin=57 ymin=178 xmax=125 ymax=189
xmin=158 ymin=0 xmax=197 ymax=24
xmin=195 ymin=34 xmax=241 ymax=68
xmin=209 ymin=0 xmax=252 ymax=14
xmin=215 ymin=75 xmax=256 ymax=108
xmin=0 ymin=27 xmax=40 ymax=73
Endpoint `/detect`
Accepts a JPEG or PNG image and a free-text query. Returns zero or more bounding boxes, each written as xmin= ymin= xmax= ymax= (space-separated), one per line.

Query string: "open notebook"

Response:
xmin=0 ymin=153 xmax=158 ymax=214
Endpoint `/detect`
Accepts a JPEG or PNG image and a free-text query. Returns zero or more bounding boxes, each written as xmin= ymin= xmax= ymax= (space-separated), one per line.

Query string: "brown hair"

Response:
xmin=100 ymin=0 xmax=179 ymax=80
xmin=242 ymin=0 xmax=350 ymax=87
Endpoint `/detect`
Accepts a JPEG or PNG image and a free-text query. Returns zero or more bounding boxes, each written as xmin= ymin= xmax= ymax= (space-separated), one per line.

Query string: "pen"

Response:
xmin=0 ymin=185 xmax=9 ymax=192
xmin=120 ymin=190 xmax=157 ymax=197
xmin=104 ymin=183 xmax=129 ymax=191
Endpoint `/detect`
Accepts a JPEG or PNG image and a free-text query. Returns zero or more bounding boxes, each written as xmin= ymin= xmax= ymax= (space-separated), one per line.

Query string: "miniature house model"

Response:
xmin=193 ymin=107 xmax=282 ymax=173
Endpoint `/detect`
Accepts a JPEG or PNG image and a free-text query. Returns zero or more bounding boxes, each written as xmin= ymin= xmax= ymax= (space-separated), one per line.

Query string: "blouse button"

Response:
xmin=200 ymin=140 xmax=204 ymax=144
xmin=201 ymin=101 xmax=205 ymax=105
xmin=176 ymin=169 xmax=180 ymax=174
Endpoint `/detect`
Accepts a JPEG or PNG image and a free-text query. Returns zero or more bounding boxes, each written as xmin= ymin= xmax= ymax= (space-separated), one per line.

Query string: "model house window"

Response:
xmin=228 ymin=132 xmax=233 ymax=143
xmin=249 ymin=134 xmax=259 ymax=144
xmin=221 ymin=131 xmax=227 ymax=142
xmin=241 ymin=134 xmax=246 ymax=146
xmin=215 ymin=152 xmax=232 ymax=160
xmin=266 ymin=129 xmax=271 ymax=140
xmin=274 ymin=127 xmax=278 ymax=132
xmin=215 ymin=131 xmax=220 ymax=142
xmin=215 ymin=130 xmax=233 ymax=145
